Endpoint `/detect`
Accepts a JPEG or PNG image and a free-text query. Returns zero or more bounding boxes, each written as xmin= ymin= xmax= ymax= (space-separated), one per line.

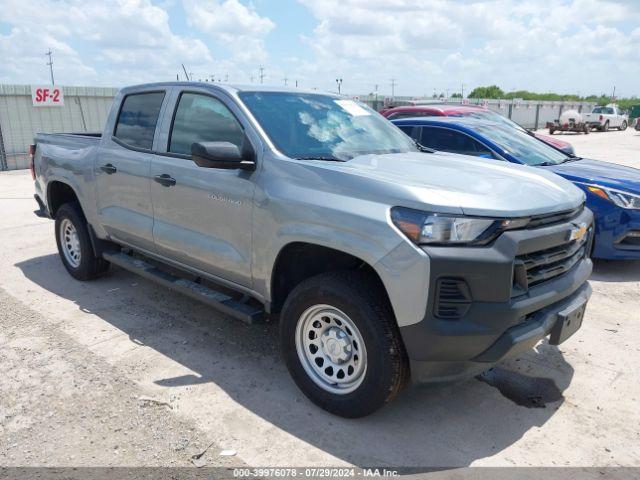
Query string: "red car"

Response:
xmin=381 ymin=104 xmax=575 ymax=155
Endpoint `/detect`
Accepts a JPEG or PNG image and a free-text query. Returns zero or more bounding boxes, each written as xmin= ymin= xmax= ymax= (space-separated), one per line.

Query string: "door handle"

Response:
xmin=100 ymin=163 xmax=117 ymax=174
xmin=154 ymin=174 xmax=176 ymax=187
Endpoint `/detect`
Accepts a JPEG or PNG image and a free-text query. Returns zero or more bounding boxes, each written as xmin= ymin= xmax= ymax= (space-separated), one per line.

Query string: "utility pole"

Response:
xmin=335 ymin=78 xmax=343 ymax=94
xmin=250 ymin=74 xmax=255 ymax=83
xmin=612 ymin=85 xmax=616 ymax=101
xmin=224 ymin=73 xmax=229 ymax=82
xmin=461 ymin=82 xmax=465 ymax=99
xmin=259 ymin=65 xmax=265 ymax=84
xmin=45 ymin=49 xmax=55 ymax=85
xmin=390 ymin=78 xmax=396 ymax=99
xmin=283 ymin=76 xmax=288 ymax=86
xmin=295 ymin=80 xmax=298 ymax=88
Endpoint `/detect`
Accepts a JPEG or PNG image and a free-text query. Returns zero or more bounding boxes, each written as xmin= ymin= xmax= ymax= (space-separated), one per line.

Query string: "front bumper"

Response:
xmin=399 ymin=207 xmax=594 ymax=383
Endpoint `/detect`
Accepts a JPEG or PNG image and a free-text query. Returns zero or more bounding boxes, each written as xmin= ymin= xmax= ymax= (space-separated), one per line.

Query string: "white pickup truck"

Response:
xmin=583 ymin=104 xmax=629 ymax=131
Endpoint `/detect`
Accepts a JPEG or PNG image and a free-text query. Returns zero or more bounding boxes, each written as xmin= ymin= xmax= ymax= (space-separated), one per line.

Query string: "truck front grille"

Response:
xmin=526 ymin=205 xmax=584 ymax=229
xmin=513 ymin=226 xmax=591 ymax=294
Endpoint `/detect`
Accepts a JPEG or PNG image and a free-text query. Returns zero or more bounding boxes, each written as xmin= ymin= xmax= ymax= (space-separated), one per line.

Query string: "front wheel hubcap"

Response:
xmin=295 ymin=305 xmax=367 ymax=395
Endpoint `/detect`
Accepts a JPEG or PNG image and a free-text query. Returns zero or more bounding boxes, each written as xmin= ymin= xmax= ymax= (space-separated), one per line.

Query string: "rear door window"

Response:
xmin=168 ymin=93 xmax=244 ymax=156
xmin=419 ymin=127 xmax=495 ymax=158
xmin=114 ymin=92 xmax=165 ymax=150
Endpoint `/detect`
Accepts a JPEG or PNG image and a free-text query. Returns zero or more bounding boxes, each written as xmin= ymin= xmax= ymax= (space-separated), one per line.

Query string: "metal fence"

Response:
xmin=359 ymin=95 xmax=596 ymax=130
xmin=0 ymin=84 xmax=117 ymax=170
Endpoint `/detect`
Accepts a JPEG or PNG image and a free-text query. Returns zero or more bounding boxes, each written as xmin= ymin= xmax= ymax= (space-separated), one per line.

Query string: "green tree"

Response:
xmin=468 ymin=85 xmax=504 ymax=99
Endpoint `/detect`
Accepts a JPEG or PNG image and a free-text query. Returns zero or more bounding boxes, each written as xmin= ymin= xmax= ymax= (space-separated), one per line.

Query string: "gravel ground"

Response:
xmin=0 ymin=128 xmax=639 ymax=469
xmin=0 ymin=287 xmax=243 ymax=469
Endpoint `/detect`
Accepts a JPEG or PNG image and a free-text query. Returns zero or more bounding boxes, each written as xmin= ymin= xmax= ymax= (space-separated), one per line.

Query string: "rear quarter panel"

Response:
xmin=35 ymin=134 xmax=100 ymax=228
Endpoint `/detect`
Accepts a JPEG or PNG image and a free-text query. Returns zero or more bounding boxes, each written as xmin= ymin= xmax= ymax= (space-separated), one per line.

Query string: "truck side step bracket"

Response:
xmin=103 ymin=252 xmax=264 ymax=324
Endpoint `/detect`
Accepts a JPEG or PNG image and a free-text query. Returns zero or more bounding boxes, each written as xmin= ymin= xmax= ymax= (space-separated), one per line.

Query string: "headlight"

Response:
xmin=390 ymin=207 xmax=529 ymax=246
xmin=587 ymin=186 xmax=640 ymax=209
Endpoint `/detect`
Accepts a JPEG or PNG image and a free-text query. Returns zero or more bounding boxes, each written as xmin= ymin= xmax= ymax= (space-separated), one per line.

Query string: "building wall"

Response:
xmin=0 ymin=84 xmax=117 ymax=170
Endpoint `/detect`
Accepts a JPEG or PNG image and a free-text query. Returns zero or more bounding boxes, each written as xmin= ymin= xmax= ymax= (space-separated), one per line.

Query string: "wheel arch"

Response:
xmin=269 ymin=242 xmax=392 ymax=316
xmin=47 ymin=180 xmax=83 ymax=218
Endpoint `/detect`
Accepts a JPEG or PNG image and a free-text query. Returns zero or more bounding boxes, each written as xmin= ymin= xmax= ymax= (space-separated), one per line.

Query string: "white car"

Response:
xmin=584 ymin=104 xmax=629 ymax=131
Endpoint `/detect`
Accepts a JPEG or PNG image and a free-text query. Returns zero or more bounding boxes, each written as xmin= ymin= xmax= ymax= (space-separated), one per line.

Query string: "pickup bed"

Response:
xmin=32 ymin=82 xmax=593 ymax=417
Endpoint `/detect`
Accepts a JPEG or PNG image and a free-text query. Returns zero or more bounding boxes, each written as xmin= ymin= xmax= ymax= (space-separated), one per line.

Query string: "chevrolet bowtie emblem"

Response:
xmin=568 ymin=222 xmax=588 ymax=242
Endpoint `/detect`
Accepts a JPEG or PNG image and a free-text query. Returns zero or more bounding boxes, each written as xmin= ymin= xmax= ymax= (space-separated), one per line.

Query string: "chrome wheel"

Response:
xmin=295 ymin=304 xmax=367 ymax=395
xmin=59 ymin=218 xmax=81 ymax=268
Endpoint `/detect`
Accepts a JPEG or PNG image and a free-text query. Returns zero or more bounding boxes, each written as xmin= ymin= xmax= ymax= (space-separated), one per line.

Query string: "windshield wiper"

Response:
xmin=414 ymin=140 xmax=436 ymax=153
xmin=562 ymin=156 xmax=583 ymax=163
xmin=294 ymin=156 xmax=346 ymax=162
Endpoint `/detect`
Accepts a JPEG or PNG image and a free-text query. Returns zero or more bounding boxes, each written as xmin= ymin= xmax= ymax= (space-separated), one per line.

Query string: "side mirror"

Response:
xmin=191 ymin=141 xmax=256 ymax=171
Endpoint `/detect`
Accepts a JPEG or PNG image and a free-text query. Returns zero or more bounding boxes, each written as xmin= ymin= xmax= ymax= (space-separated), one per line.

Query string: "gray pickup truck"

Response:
xmin=31 ymin=82 xmax=593 ymax=417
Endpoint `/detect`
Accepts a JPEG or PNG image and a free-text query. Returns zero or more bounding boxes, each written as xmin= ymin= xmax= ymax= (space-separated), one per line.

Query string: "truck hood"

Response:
xmin=313 ymin=151 xmax=584 ymax=217
xmin=542 ymin=158 xmax=640 ymax=193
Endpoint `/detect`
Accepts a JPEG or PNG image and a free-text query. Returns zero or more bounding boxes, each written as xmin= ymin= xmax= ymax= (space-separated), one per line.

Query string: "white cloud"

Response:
xmin=297 ymin=0 xmax=640 ymax=96
xmin=182 ymin=0 xmax=275 ymax=63
xmin=0 ymin=0 xmax=212 ymax=85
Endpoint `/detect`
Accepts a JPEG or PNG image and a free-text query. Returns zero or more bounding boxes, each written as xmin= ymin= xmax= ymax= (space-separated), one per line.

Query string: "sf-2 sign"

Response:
xmin=32 ymin=86 xmax=64 ymax=107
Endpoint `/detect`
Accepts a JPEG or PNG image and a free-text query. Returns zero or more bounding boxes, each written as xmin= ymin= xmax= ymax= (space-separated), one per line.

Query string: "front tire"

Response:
xmin=619 ymin=120 xmax=627 ymax=131
xmin=55 ymin=202 xmax=110 ymax=280
xmin=280 ymin=271 xmax=409 ymax=418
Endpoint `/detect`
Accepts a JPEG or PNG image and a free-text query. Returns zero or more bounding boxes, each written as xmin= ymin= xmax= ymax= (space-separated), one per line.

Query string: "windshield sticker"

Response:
xmin=334 ymin=100 xmax=371 ymax=117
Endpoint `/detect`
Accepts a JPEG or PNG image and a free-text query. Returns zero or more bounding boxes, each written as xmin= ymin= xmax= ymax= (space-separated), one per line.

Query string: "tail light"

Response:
xmin=29 ymin=144 xmax=36 ymax=180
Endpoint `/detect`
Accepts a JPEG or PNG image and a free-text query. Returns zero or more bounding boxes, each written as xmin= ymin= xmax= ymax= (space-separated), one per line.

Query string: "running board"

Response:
xmin=103 ymin=252 xmax=264 ymax=324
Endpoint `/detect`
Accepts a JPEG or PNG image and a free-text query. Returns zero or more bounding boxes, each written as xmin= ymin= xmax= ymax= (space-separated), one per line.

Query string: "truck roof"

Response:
xmin=120 ymin=81 xmax=334 ymax=97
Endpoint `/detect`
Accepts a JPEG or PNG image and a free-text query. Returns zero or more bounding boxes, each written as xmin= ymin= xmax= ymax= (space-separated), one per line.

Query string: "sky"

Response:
xmin=0 ymin=0 xmax=638 ymax=98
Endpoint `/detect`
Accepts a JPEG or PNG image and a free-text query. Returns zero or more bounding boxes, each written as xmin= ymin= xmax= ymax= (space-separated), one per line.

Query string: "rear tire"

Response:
xmin=280 ymin=271 xmax=409 ymax=418
xmin=602 ymin=121 xmax=609 ymax=132
xmin=55 ymin=202 xmax=110 ymax=280
xmin=619 ymin=120 xmax=627 ymax=131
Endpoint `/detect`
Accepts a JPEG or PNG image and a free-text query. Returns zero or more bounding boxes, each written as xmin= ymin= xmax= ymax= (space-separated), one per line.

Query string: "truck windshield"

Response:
xmin=475 ymin=124 xmax=568 ymax=166
xmin=238 ymin=92 xmax=417 ymax=160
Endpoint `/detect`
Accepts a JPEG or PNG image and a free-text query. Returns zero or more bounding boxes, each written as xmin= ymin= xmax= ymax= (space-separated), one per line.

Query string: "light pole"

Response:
xmin=45 ymin=49 xmax=55 ymax=85
xmin=335 ymin=78 xmax=343 ymax=94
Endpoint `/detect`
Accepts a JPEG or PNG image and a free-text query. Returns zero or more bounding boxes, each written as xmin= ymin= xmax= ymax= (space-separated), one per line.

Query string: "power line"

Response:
xmin=45 ymin=49 xmax=55 ymax=85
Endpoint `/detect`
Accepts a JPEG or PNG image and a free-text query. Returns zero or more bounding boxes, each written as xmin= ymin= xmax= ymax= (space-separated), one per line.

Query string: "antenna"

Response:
xmin=181 ymin=64 xmax=190 ymax=81
xmin=45 ymin=49 xmax=55 ymax=85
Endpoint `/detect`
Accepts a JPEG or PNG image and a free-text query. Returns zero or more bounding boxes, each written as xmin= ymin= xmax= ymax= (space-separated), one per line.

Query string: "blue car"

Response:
xmin=392 ymin=117 xmax=640 ymax=260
